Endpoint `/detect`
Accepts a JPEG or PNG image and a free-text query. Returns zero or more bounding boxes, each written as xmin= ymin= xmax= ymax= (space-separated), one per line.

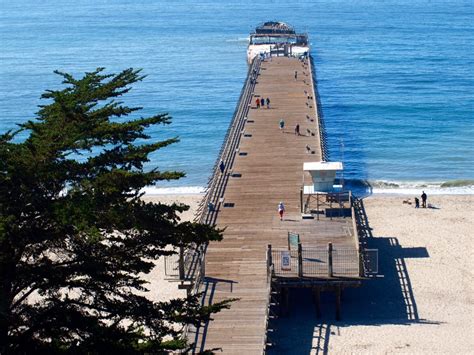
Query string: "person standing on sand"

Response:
xmin=279 ymin=119 xmax=285 ymax=131
xmin=421 ymin=191 xmax=427 ymax=208
xmin=278 ymin=201 xmax=285 ymax=221
xmin=415 ymin=197 xmax=420 ymax=208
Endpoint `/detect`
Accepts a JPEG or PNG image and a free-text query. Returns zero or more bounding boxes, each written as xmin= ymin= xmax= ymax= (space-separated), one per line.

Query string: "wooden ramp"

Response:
xmin=190 ymin=57 xmax=358 ymax=354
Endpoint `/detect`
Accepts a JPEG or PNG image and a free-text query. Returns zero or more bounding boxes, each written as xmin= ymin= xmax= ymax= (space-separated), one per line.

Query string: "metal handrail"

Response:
xmin=197 ymin=57 xmax=261 ymax=225
xmin=262 ymin=264 xmax=273 ymax=354
xmin=308 ymin=55 xmax=329 ymax=161
xmin=181 ymin=58 xmax=262 ymax=349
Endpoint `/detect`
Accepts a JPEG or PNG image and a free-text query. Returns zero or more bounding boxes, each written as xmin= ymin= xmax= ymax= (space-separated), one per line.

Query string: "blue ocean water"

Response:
xmin=1 ymin=0 xmax=473 ymax=194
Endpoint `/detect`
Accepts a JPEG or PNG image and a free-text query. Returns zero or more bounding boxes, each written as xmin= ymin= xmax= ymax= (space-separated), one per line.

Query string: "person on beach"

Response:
xmin=256 ymin=98 xmax=260 ymax=108
xmin=266 ymin=97 xmax=270 ymax=109
xmin=279 ymin=119 xmax=285 ymax=131
xmin=294 ymin=71 xmax=298 ymax=80
xmin=421 ymin=191 xmax=427 ymax=208
xmin=278 ymin=201 xmax=285 ymax=221
xmin=219 ymin=160 xmax=225 ymax=174
xmin=295 ymin=124 xmax=300 ymax=136
xmin=415 ymin=197 xmax=420 ymax=208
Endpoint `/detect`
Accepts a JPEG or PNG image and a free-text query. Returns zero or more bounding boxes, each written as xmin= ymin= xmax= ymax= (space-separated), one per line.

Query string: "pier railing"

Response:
xmin=195 ymin=57 xmax=262 ymax=226
xmin=164 ymin=246 xmax=205 ymax=282
xmin=268 ymin=244 xmax=360 ymax=278
xmin=177 ymin=57 xmax=261 ymax=287
xmin=308 ymin=55 xmax=329 ymax=161
xmin=263 ymin=257 xmax=274 ymax=353
xmin=302 ymin=191 xmax=352 ymax=218
xmin=180 ymin=58 xmax=262 ymax=348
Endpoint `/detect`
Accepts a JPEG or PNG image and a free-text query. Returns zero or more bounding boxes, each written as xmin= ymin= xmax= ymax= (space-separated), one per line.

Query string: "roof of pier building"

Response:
xmin=255 ymin=21 xmax=296 ymax=35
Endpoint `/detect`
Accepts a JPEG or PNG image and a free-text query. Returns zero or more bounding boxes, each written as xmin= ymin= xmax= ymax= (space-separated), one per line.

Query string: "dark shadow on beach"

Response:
xmin=267 ymin=198 xmax=438 ymax=354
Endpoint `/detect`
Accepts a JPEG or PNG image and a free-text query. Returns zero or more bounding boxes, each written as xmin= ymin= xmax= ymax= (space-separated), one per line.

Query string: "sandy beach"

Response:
xmin=140 ymin=194 xmax=203 ymax=302
xmin=144 ymin=193 xmax=474 ymax=354
xmin=270 ymin=194 xmax=474 ymax=354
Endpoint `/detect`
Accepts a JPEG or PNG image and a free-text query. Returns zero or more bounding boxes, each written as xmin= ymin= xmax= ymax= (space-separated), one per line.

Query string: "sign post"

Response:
xmin=288 ymin=232 xmax=300 ymax=250
xmin=281 ymin=251 xmax=291 ymax=271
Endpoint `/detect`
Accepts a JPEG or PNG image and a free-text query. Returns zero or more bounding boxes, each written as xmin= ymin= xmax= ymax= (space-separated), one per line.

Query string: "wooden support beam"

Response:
xmin=335 ymin=285 xmax=342 ymax=321
xmin=267 ymin=244 xmax=272 ymax=270
xmin=313 ymin=287 xmax=322 ymax=318
xmin=178 ymin=246 xmax=185 ymax=280
xmin=300 ymin=188 xmax=303 ymax=213
xmin=201 ymin=251 xmax=205 ymax=278
xmin=328 ymin=243 xmax=333 ymax=277
xmin=298 ymin=243 xmax=303 ymax=277
xmin=316 ymin=193 xmax=320 ymax=221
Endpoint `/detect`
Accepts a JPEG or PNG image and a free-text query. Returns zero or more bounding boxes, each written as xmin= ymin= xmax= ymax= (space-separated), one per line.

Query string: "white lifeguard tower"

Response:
xmin=301 ymin=161 xmax=347 ymax=218
xmin=303 ymin=161 xmax=343 ymax=194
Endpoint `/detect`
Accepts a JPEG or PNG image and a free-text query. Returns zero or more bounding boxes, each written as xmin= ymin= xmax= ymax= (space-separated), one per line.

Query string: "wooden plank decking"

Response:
xmin=191 ymin=57 xmax=358 ymax=354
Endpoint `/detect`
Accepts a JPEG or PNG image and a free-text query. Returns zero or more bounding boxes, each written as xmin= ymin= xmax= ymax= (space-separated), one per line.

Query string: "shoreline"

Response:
xmin=140 ymin=180 xmax=474 ymax=197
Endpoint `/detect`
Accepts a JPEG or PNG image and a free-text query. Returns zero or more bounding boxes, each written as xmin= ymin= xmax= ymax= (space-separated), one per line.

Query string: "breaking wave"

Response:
xmin=345 ymin=179 xmax=474 ymax=196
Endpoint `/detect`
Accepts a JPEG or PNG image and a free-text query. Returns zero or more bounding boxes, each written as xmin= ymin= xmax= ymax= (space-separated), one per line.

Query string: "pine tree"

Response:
xmin=0 ymin=68 xmax=229 ymax=353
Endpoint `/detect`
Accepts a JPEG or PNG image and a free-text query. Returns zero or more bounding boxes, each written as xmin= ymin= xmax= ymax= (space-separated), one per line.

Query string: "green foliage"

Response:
xmin=0 ymin=68 xmax=226 ymax=353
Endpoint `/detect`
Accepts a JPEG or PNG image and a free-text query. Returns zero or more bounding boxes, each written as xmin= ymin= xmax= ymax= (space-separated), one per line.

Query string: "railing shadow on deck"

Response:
xmin=266 ymin=197 xmax=438 ymax=354
xmin=190 ymin=277 xmax=238 ymax=354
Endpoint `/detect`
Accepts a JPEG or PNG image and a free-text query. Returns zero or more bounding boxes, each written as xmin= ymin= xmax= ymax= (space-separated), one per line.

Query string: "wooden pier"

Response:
xmin=188 ymin=56 xmax=365 ymax=354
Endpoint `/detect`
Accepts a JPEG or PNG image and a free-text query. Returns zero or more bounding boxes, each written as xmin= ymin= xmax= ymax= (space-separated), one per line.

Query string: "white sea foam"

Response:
xmin=141 ymin=186 xmax=206 ymax=195
xmin=140 ymin=180 xmax=474 ymax=197
xmin=371 ymin=186 xmax=474 ymax=195
xmin=347 ymin=179 xmax=474 ymax=196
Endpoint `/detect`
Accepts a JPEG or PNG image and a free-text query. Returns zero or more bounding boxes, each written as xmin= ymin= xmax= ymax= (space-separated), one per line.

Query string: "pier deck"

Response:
xmin=191 ymin=57 xmax=359 ymax=353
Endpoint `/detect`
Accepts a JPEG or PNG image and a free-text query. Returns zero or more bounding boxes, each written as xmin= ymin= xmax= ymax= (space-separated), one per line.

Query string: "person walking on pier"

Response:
xmin=256 ymin=98 xmax=260 ymax=108
xmin=295 ymin=124 xmax=300 ymax=136
xmin=219 ymin=160 xmax=225 ymax=174
xmin=266 ymin=97 xmax=270 ymax=109
xmin=421 ymin=191 xmax=427 ymax=208
xmin=279 ymin=119 xmax=285 ymax=131
xmin=208 ymin=202 xmax=215 ymax=212
xmin=294 ymin=70 xmax=298 ymax=80
xmin=278 ymin=202 xmax=285 ymax=221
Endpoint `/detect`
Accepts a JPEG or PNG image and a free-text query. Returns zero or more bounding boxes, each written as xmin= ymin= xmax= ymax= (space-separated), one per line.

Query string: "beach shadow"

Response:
xmin=267 ymin=198 xmax=438 ymax=354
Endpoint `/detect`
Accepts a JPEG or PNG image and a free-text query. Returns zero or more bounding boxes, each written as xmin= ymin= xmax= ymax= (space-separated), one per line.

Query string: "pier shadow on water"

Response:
xmin=267 ymin=198 xmax=438 ymax=354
